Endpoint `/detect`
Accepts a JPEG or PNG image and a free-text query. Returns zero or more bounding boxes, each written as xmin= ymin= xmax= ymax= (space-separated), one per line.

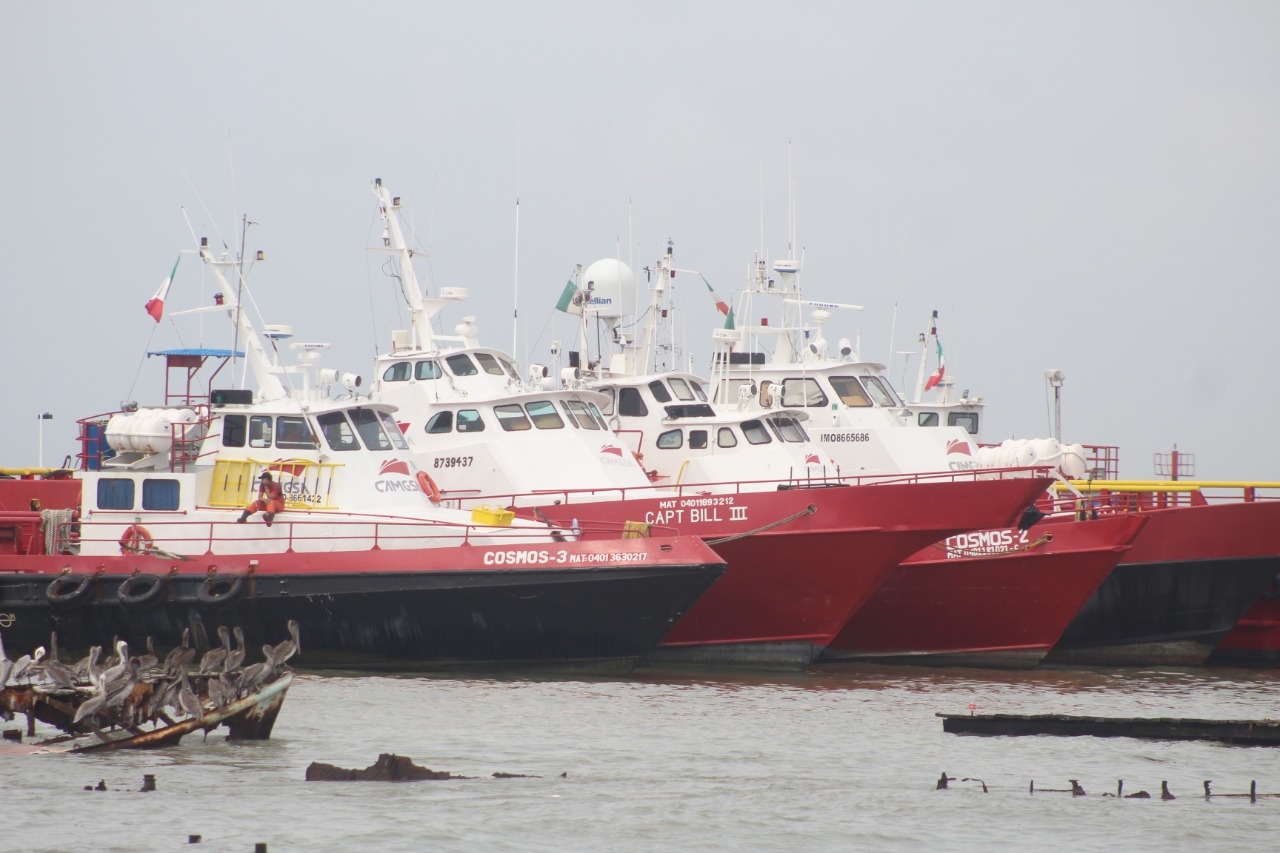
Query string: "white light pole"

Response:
xmin=37 ymin=412 xmax=52 ymax=468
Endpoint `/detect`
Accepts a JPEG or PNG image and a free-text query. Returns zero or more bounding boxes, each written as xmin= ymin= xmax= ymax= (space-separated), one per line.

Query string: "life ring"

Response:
xmin=197 ymin=574 xmax=245 ymax=606
xmin=45 ymin=574 xmax=93 ymax=607
xmin=417 ymin=471 xmax=442 ymax=504
xmin=119 ymin=524 xmax=154 ymax=554
xmin=117 ymin=574 xmax=165 ymax=608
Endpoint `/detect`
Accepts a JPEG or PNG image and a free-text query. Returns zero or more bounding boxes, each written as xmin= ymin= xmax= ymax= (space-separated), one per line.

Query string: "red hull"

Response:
xmin=534 ymin=474 xmax=1052 ymax=668
xmin=1045 ymin=501 xmax=1280 ymax=666
xmin=821 ymin=514 xmax=1147 ymax=668
xmin=1212 ymin=580 xmax=1280 ymax=666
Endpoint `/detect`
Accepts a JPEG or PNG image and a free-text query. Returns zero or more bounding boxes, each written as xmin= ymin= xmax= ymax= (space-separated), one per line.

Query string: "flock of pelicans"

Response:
xmin=0 ymin=622 xmax=300 ymax=735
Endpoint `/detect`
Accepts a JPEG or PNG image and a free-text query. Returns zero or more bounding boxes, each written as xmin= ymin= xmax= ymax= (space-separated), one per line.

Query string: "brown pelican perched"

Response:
xmin=133 ymin=637 xmax=160 ymax=674
xmin=73 ymin=645 xmax=103 ymax=683
xmin=223 ymin=627 xmax=247 ymax=673
xmin=163 ymin=629 xmax=194 ymax=677
xmin=265 ymin=621 xmax=301 ymax=669
xmin=10 ymin=646 xmax=46 ymax=684
xmin=72 ymin=664 xmax=112 ymax=726
xmin=236 ymin=659 xmax=274 ymax=697
xmin=197 ymin=626 xmax=232 ymax=675
xmin=99 ymin=640 xmax=130 ymax=685
xmin=177 ymin=672 xmax=204 ymax=720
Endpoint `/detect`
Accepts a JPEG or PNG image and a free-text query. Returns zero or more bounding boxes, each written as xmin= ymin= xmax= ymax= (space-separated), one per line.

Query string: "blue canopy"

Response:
xmin=148 ymin=348 xmax=246 ymax=358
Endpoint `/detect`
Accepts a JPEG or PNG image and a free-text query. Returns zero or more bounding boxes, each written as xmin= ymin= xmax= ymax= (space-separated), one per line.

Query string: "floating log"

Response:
xmin=940 ymin=712 xmax=1280 ymax=746
xmin=305 ymin=753 xmax=469 ymax=782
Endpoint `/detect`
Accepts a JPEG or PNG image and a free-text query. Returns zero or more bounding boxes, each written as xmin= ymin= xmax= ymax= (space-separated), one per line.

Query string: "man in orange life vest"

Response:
xmin=237 ymin=471 xmax=285 ymax=526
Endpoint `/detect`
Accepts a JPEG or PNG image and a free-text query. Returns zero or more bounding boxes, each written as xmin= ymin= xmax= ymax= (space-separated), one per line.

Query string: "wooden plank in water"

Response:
xmin=938 ymin=712 xmax=1280 ymax=746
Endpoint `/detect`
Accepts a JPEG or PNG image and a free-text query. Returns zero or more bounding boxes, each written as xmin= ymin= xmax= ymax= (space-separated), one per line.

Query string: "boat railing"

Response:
xmin=1047 ymin=480 xmax=1280 ymax=513
xmin=453 ymin=465 xmax=1054 ymax=509
xmin=50 ymin=511 xmax=659 ymax=560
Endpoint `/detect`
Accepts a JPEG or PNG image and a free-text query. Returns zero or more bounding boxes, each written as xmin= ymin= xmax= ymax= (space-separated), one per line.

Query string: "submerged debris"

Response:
xmin=306 ymin=753 xmax=471 ymax=782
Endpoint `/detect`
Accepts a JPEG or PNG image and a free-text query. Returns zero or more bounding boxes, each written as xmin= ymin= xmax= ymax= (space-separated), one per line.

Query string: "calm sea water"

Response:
xmin=4 ymin=664 xmax=1279 ymax=852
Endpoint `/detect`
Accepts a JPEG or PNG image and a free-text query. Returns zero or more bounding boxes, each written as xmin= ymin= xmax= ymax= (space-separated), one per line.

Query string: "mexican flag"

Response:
xmin=924 ymin=338 xmax=945 ymax=390
xmin=555 ymin=280 xmax=583 ymax=315
xmin=701 ymin=274 xmax=730 ymax=316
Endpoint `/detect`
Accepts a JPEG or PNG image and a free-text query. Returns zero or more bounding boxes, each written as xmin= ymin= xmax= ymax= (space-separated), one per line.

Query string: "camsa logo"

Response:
xmin=396 ymin=421 xmax=410 ymax=434
xmin=946 ymin=439 xmax=972 ymax=456
xmin=804 ymin=453 xmax=821 ymax=465
xmin=600 ymin=445 xmax=624 ymax=457
xmin=378 ymin=459 xmax=411 ymax=476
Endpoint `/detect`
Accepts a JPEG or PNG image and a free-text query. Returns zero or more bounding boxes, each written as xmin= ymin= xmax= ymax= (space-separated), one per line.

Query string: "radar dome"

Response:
xmin=580 ymin=259 xmax=636 ymax=324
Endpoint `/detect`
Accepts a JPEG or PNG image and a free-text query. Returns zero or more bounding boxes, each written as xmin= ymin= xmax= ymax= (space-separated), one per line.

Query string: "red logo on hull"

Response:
xmin=378 ymin=459 xmax=412 ymax=476
xmin=600 ymin=444 xmax=624 ymax=457
xmin=946 ymin=439 xmax=972 ymax=456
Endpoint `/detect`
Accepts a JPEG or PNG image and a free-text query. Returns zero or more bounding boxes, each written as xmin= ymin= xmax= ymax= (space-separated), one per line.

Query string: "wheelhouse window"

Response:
xmin=781 ymin=378 xmax=828 ymax=408
xmin=494 ymin=404 xmax=532 ymax=431
xmin=445 ymin=354 xmax=478 ymax=376
xmin=618 ymin=387 xmax=648 ymax=417
xmin=562 ymin=400 xmax=600 ymax=430
xmin=587 ymin=402 xmax=609 ymax=429
xmin=770 ymin=416 xmax=807 ymax=442
xmin=716 ymin=379 xmax=755 ymax=407
xmin=742 ymin=419 xmax=773 ymax=445
xmin=948 ymin=412 xmax=980 ymax=435
xmin=376 ymin=410 xmax=410 ymax=449
xmin=656 ymin=429 xmax=683 ymax=449
xmin=474 ymin=352 xmax=506 ymax=376
xmin=317 ymin=412 xmax=360 ymax=451
xmin=648 ymin=381 xmax=673 ymax=403
xmin=689 ymin=429 xmax=708 ymax=450
xmin=863 ymin=376 xmax=901 ymax=407
xmin=717 ymin=427 xmax=738 ymax=448
xmin=142 ymin=478 xmax=180 ymax=511
xmin=526 ymin=400 xmax=565 ymax=429
xmin=830 ymin=376 xmax=873 ymax=407
xmin=222 ymin=414 xmax=247 ymax=447
xmin=689 ymin=381 xmax=708 ymax=402
xmin=668 ymin=377 xmax=695 ymax=401
xmin=918 ymin=412 xmax=940 ymax=427
xmin=425 ymin=411 xmax=453 ymax=434
xmin=383 ymin=361 xmax=411 ymax=382
xmin=456 ymin=410 xmax=485 ymax=432
xmin=249 ymin=415 xmax=274 ymax=448
xmin=350 ymin=409 xmax=393 ymax=451
xmin=275 ymin=416 xmax=315 ymax=449
xmin=414 ymin=360 xmax=442 ymax=380
xmin=97 ymin=478 xmax=135 ymax=510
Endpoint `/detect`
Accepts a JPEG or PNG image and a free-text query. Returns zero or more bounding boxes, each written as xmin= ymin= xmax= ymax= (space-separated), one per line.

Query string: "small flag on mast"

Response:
xmin=555 ymin=280 xmax=583 ymax=315
xmin=924 ymin=337 xmax=946 ymax=390
xmin=144 ymin=256 xmax=181 ymax=323
xmin=700 ymin=274 xmax=730 ymax=316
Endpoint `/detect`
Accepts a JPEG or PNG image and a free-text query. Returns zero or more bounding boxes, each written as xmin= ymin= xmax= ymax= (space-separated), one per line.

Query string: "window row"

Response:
xmin=381 ymin=352 xmax=520 ymax=383
xmin=654 ymin=416 xmax=810 ymax=450
xmin=222 ymin=410 xmax=409 ymax=453
xmin=424 ymin=399 xmax=610 ymax=435
xmin=716 ymin=375 xmax=901 ymax=409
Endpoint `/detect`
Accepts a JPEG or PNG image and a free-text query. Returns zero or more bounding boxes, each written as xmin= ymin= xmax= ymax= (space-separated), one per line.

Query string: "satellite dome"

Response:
xmin=580 ymin=259 xmax=636 ymax=324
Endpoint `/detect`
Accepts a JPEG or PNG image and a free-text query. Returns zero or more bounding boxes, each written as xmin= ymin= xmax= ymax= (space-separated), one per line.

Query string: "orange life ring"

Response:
xmin=417 ymin=471 xmax=442 ymax=504
xmin=119 ymin=523 xmax=154 ymax=554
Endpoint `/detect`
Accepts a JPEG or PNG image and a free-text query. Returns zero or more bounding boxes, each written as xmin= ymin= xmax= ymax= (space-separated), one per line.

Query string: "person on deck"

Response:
xmin=237 ymin=471 xmax=285 ymax=526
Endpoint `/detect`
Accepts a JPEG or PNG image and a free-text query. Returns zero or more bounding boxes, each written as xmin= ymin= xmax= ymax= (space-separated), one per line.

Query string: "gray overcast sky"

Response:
xmin=4 ymin=2 xmax=1277 ymax=480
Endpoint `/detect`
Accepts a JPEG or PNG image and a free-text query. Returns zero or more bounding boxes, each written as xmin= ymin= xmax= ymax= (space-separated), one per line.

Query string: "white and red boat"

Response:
xmin=0 ymin=238 xmax=727 ymax=675
xmin=360 ymin=184 xmax=1054 ymax=669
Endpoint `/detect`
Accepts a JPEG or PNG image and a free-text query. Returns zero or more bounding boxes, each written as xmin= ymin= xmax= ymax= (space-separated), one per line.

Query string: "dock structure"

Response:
xmin=939 ymin=712 xmax=1280 ymax=746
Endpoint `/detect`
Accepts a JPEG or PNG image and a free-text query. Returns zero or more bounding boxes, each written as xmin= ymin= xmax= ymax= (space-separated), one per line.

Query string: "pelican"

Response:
xmin=11 ymin=646 xmax=46 ymax=684
xmin=133 ymin=636 xmax=159 ymax=674
xmin=266 ymin=620 xmax=301 ymax=668
xmin=73 ymin=669 xmax=108 ymax=725
xmin=99 ymin=640 xmax=130 ymax=685
xmin=0 ymin=633 xmax=12 ymax=688
xmin=177 ymin=672 xmax=204 ymax=720
xmin=163 ymin=629 xmax=194 ymax=678
xmin=223 ymin=627 xmax=246 ymax=673
xmin=73 ymin=645 xmax=102 ymax=683
xmin=236 ymin=660 xmax=274 ymax=697
xmin=197 ymin=626 xmax=232 ymax=675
